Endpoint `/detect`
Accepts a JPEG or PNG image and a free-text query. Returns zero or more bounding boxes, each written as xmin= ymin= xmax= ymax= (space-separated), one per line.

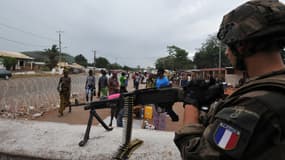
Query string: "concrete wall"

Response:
xmin=0 ymin=119 xmax=180 ymax=160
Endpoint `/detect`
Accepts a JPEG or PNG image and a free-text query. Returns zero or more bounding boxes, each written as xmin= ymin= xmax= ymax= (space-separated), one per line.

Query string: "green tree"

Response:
xmin=169 ymin=45 xmax=194 ymax=70
xmin=74 ymin=54 xmax=88 ymax=67
xmin=108 ymin=63 xmax=122 ymax=69
xmin=193 ymin=35 xmax=230 ymax=69
xmin=155 ymin=45 xmax=194 ymax=70
xmin=45 ymin=45 xmax=59 ymax=70
xmin=95 ymin=57 xmax=110 ymax=68
xmin=61 ymin=53 xmax=75 ymax=63
xmin=3 ymin=57 xmax=17 ymax=70
xmin=122 ymin=65 xmax=132 ymax=71
xmin=155 ymin=56 xmax=174 ymax=70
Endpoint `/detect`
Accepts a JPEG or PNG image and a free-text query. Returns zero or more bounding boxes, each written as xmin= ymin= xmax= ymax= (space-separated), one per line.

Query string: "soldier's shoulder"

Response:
xmin=204 ymin=95 xmax=274 ymax=157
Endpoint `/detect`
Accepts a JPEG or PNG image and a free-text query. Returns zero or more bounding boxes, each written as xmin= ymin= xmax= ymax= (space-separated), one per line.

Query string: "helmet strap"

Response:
xmin=229 ymin=44 xmax=247 ymax=71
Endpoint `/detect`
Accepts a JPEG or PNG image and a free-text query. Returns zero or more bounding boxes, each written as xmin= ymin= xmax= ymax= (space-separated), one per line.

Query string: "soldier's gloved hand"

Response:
xmin=183 ymin=92 xmax=200 ymax=110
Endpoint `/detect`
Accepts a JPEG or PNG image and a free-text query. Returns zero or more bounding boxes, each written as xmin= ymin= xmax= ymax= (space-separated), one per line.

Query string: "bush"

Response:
xmin=3 ymin=57 xmax=17 ymax=70
xmin=40 ymin=66 xmax=50 ymax=71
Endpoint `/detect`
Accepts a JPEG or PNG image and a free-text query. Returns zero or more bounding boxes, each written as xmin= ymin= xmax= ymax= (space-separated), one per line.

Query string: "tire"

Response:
xmin=5 ymin=75 xmax=9 ymax=80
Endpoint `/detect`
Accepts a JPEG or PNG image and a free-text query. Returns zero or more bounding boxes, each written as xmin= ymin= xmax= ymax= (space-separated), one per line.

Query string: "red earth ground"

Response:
xmin=35 ymin=102 xmax=185 ymax=132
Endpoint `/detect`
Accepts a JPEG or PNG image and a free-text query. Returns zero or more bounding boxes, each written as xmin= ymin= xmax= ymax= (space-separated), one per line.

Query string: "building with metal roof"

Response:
xmin=0 ymin=51 xmax=34 ymax=70
xmin=0 ymin=51 xmax=33 ymax=60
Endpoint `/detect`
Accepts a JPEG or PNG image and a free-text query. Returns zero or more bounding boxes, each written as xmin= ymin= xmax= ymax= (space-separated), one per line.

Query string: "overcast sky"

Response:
xmin=1 ymin=0 xmax=284 ymax=68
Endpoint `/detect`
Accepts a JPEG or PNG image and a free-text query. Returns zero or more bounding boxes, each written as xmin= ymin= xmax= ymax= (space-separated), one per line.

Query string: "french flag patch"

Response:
xmin=214 ymin=122 xmax=240 ymax=150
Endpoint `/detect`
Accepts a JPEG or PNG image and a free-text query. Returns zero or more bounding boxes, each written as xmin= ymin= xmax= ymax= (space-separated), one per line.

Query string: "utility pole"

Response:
xmin=93 ymin=50 xmax=96 ymax=68
xmin=56 ymin=30 xmax=64 ymax=63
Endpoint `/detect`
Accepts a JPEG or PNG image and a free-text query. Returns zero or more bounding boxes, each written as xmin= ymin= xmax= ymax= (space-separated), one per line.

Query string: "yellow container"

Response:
xmin=144 ymin=105 xmax=153 ymax=120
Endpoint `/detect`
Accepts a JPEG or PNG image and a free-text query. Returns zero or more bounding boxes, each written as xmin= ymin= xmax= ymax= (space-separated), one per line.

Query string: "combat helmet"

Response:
xmin=217 ymin=0 xmax=285 ymax=69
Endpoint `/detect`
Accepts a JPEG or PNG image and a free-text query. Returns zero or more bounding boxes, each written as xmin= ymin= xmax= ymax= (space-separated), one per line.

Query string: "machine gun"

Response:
xmin=77 ymin=83 xmax=225 ymax=159
xmin=77 ymin=87 xmax=183 ymax=159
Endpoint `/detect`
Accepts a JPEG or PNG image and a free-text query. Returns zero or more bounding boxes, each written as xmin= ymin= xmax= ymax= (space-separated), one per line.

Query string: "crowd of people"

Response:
xmin=56 ymin=68 xmax=223 ymax=120
xmin=56 ymin=69 xmax=187 ymax=126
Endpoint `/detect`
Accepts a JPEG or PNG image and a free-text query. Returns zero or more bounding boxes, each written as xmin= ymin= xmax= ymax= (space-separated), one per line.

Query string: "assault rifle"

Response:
xmin=78 ymin=83 xmax=225 ymax=159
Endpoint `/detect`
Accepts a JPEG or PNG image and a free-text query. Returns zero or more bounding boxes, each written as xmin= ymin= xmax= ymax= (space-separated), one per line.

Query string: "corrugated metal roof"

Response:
xmin=57 ymin=62 xmax=69 ymax=67
xmin=70 ymin=63 xmax=84 ymax=69
xmin=199 ymin=68 xmax=226 ymax=71
xmin=0 ymin=51 xmax=34 ymax=60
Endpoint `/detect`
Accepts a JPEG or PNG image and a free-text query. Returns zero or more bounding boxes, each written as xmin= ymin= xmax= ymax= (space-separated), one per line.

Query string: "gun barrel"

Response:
xmin=133 ymin=87 xmax=184 ymax=105
xmin=84 ymin=98 xmax=120 ymax=110
xmin=83 ymin=87 xmax=184 ymax=110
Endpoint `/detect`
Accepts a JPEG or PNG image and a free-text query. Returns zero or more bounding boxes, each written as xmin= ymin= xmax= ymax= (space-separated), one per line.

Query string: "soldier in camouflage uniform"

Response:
xmin=57 ymin=69 xmax=71 ymax=117
xmin=174 ymin=0 xmax=285 ymax=159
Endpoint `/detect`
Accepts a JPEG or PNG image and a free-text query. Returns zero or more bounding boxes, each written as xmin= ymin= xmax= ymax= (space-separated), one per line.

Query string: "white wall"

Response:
xmin=225 ymin=74 xmax=242 ymax=87
xmin=0 ymin=58 xmax=4 ymax=69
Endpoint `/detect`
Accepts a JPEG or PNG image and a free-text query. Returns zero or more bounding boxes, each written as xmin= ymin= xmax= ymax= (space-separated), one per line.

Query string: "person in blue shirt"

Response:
xmin=155 ymin=69 xmax=169 ymax=88
xmin=155 ymin=68 xmax=179 ymax=122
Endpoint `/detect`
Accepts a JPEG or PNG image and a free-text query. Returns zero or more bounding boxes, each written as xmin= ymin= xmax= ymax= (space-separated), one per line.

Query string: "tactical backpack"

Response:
xmin=228 ymin=73 xmax=285 ymax=134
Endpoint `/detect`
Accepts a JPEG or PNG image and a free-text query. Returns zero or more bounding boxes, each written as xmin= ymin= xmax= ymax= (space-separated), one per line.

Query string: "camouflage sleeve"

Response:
xmin=174 ymin=94 xmax=281 ymax=160
xmin=174 ymin=123 xmax=222 ymax=160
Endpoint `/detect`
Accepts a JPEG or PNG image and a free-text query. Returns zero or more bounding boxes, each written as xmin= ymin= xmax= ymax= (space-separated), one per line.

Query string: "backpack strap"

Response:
xmin=230 ymin=75 xmax=285 ymax=98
